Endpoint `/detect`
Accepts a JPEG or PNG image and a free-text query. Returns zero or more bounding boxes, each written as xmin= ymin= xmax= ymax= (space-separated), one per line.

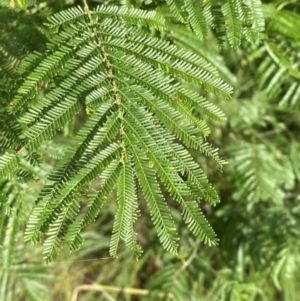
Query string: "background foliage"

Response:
xmin=1 ymin=0 xmax=300 ymax=300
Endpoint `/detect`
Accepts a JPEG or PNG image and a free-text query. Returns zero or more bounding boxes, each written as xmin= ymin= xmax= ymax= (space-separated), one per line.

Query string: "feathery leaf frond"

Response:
xmin=5 ymin=3 xmax=229 ymax=260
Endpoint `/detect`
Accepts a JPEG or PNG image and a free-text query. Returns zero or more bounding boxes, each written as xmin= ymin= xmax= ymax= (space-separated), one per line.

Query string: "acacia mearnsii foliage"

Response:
xmin=0 ymin=0 xmax=300 ymax=300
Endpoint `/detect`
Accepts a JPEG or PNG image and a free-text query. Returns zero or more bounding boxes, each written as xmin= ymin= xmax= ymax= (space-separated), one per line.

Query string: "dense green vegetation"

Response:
xmin=1 ymin=0 xmax=299 ymax=300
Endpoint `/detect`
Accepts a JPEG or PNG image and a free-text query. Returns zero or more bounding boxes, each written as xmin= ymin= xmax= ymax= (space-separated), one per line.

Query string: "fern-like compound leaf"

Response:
xmin=7 ymin=4 xmax=230 ymax=260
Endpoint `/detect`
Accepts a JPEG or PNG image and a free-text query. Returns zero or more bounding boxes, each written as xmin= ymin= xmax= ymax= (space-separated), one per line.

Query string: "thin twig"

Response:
xmin=71 ymin=284 xmax=116 ymax=301
xmin=174 ymin=241 xmax=199 ymax=277
xmin=71 ymin=283 xmax=173 ymax=301
xmin=71 ymin=284 xmax=148 ymax=301
xmin=277 ymin=0 xmax=298 ymax=11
